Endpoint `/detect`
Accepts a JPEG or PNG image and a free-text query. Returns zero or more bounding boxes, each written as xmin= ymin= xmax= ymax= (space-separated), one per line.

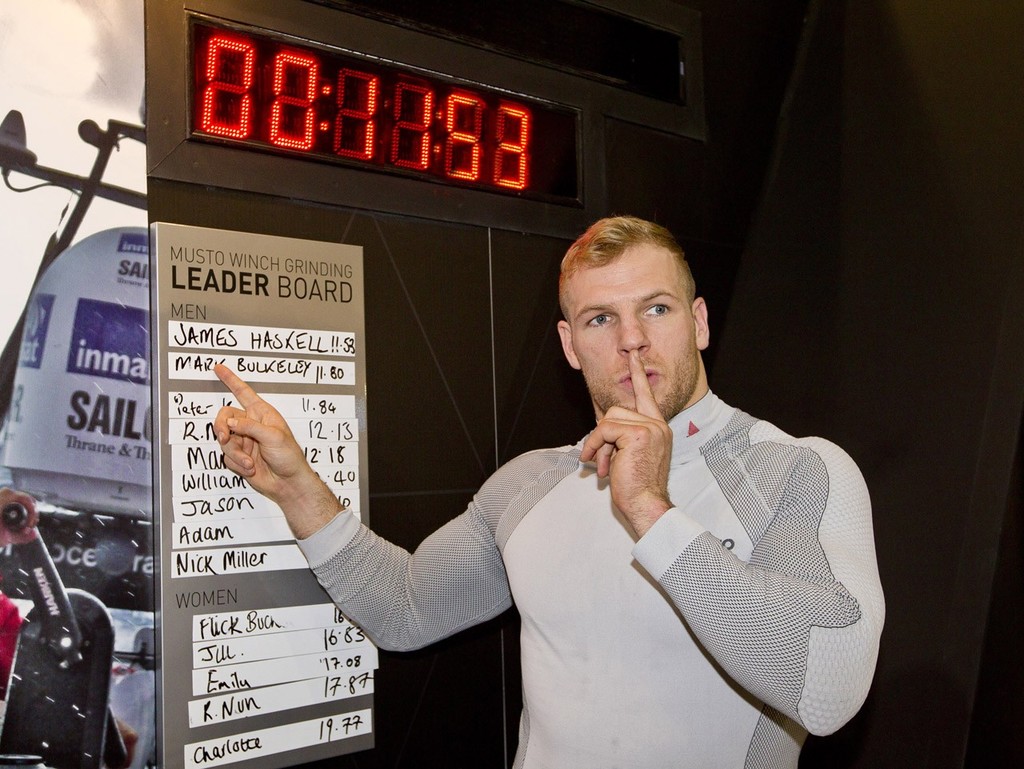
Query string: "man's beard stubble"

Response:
xmin=583 ymin=349 xmax=700 ymax=422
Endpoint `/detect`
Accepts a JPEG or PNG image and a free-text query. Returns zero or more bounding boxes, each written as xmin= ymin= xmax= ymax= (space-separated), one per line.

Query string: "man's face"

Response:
xmin=557 ymin=244 xmax=710 ymax=421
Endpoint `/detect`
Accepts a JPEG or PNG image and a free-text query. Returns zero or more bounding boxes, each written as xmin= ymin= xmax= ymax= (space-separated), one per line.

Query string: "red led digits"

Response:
xmin=334 ymin=68 xmax=379 ymax=160
xmin=269 ymin=52 xmax=319 ymax=150
xmin=444 ymin=92 xmax=483 ymax=181
xmin=191 ymin=23 xmax=577 ymax=199
xmin=390 ymin=83 xmax=433 ymax=170
xmin=199 ymin=34 xmax=256 ymax=139
xmin=494 ymin=104 xmax=531 ymax=190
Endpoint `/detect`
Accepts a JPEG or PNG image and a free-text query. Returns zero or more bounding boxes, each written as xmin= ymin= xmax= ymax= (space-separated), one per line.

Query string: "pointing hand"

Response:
xmin=213 ymin=364 xmax=341 ymax=538
xmin=579 ymin=351 xmax=673 ymax=537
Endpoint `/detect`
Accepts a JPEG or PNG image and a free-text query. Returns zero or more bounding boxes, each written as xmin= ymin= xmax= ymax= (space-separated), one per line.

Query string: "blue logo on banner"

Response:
xmin=19 ymin=293 xmax=56 ymax=369
xmin=66 ymin=298 xmax=150 ymax=384
xmin=117 ymin=231 xmax=148 ymax=255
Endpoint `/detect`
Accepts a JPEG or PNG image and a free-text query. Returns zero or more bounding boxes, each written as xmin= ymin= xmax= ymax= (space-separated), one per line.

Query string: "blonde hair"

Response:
xmin=558 ymin=216 xmax=695 ymax=318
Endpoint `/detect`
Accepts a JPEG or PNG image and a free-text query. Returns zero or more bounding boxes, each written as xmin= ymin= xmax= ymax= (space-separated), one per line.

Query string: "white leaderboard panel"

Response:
xmin=151 ymin=223 xmax=373 ymax=769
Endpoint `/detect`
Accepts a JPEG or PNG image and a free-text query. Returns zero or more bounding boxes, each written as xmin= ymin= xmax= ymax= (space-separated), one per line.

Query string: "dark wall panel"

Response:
xmin=712 ymin=1 xmax=1024 ymax=767
xmin=490 ymin=229 xmax=591 ymax=460
xmin=966 ymin=425 xmax=1024 ymax=767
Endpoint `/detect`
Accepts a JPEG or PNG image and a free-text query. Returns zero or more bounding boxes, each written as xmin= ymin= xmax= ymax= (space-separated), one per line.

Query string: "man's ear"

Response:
xmin=557 ymin=319 xmax=582 ymax=370
xmin=693 ymin=297 xmax=710 ymax=351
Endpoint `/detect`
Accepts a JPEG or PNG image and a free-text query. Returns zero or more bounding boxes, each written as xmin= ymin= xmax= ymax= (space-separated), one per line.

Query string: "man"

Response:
xmin=214 ymin=216 xmax=884 ymax=768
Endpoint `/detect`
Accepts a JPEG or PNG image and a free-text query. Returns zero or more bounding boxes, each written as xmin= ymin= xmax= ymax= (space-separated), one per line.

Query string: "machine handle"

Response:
xmin=1 ymin=501 xmax=30 ymax=530
xmin=2 ymin=502 xmax=84 ymax=667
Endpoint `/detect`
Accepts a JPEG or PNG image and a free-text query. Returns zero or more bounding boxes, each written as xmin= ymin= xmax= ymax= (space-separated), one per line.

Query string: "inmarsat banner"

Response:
xmin=150 ymin=223 xmax=373 ymax=769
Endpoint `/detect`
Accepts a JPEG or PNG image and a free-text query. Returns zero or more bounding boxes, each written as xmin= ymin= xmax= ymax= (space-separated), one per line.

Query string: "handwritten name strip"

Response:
xmin=173 ymin=544 xmax=307 ymax=578
xmin=170 ymin=321 xmax=355 ymax=357
xmin=188 ymin=670 xmax=375 ymax=727
xmin=169 ymin=392 xmax=355 ymax=420
xmin=169 ymin=353 xmax=355 ymax=386
xmin=172 ymin=469 xmax=356 ymax=500
xmin=172 ymin=492 xmax=357 ymax=523
xmin=193 ymin=602 xmax=355 ymax=638
xmin=168 ymin=418 xmax=359 ymax=447
xmin=174 ymin=492 xmax=283 ymax=522
xmin=171 ymin=444 xmax=359 ymax=478
xmin=173 ymin=518 xmax=293 ymax=549
xmin=184 ymin=709 xmax=372 ymax=769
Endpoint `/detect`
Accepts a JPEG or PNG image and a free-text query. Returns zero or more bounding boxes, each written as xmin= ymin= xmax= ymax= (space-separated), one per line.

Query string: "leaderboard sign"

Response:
xmin=150 ymin=223 xmax=374 ymax=769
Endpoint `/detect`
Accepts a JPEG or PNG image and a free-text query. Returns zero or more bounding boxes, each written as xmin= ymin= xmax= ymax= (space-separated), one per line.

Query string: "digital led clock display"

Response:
xmin=190 ymin=21 xmax=580 ymax=202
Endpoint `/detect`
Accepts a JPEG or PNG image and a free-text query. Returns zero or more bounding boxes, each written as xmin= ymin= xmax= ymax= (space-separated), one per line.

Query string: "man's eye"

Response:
xmin=588 ymin=314 xmax=611 ymax=326
xmin=646 ymin=304 xmax=669 ymax=317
